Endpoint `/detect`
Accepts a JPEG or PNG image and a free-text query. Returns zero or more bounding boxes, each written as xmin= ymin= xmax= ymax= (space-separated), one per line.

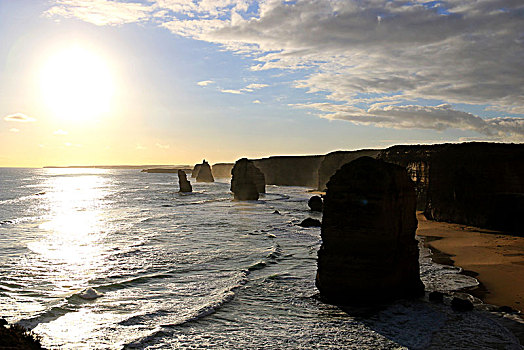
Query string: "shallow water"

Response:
xmin=0 ymin=168 xmax=520 ymax=349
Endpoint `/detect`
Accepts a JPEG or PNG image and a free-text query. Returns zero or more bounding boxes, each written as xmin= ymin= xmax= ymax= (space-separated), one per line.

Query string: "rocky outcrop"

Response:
xmin=191 ymin=164 xmax=201 ymax=178
xmin=380 ymin=142 xmax=524 ymax=232
xmin=298 ymin=218 xmax=321 ymax=227
xmin=308 ymin=195 xmax=323 ymax=212
xmin=253 ymin=155 xmax=324 ymax=188
xmin=195 ymin=160 xmax=214 ymax=182
xmin=316 ymin=157 xmax=424 ymax=304
xmin=317 ymin=150 xmax=381 ymax=191
xmin=231 ymin=158 xmax=265 ymax=200
xmin=212 ymin=163 xmax=234 ymax=178
xmin=178 ymin=170 xmax=192 ymax=192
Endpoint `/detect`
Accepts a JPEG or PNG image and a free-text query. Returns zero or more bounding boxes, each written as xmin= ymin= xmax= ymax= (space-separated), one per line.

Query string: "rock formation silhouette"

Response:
xmin=308 ymin=195 xmax=323 ymax=212
xmin=231 ymin=158 xmax=265 ymax=200
xmin=178 ymin=170 xmax=192 ymax=192
xmin=316 ymin=156 xmax=424 ymax=304
xmin=195 ymin=160 xmax=214 ymax=182
xmin=191 ymin=164 xmax=201 ymax=178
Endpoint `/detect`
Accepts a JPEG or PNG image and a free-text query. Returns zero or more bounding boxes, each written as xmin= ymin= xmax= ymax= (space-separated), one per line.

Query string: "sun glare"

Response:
xmin=40 ymin=46 xmax=115 ymax=122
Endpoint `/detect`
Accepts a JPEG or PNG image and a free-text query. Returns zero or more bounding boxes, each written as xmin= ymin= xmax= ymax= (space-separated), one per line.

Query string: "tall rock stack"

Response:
xmin=231 ymin=158 xmax=266 ymax=200
xmin=316 ymin=156 xmax=424 ymax=304
xmin=178 ymin=170 xmax=192 ymax=192
xmin=195 ymin=160 xmax=214 ymax=182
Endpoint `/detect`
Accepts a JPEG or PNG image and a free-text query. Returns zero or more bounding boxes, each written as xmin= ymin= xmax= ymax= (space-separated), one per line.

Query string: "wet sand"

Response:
xmin=416 ymin=212 xmax=524 ymax=312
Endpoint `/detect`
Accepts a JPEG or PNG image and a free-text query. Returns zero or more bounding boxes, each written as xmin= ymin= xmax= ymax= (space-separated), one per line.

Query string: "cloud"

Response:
xmin=245 ymin=83 xmax=268 ymax=90
xmin=47 ymin=0 xmax=524 ymax=139
xmin=4 ymin=113 xmax=36 ymax=123
xmin=155 ymin=142 xmax=170 ymax=149
xmin=136 ymin=144 xmax=147 ymax=150
xmin=45 ymin=0 xmax=152 ymax=26
xmin=9 ymin=128 xmax=20 ymax=133
xmin=197 ymin=80 xmax=215 ymax=86
xmin=252 ymin=99 xmax=261 ymax=104
xmin=53 ymin=129 xmax=68 ymax=135
xmin=221 ymin=89 xmax=243 ymax=94
xmin=294 ymin=102 xmax=524 ymax=138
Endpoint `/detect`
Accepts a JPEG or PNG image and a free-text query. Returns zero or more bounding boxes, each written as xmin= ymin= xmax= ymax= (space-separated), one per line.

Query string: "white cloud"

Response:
xmin=197 ymin=80 xmax=215 ymax=86
xmin=4 ymin=113 xmax=36 ymax=123
xmin=45 ymin=0 xmax=152 ymax=26
xmin=155 ymin=142 xmax=170 ymax=149
xmin=9 ymin=128 xmax=20 ymax=133
xmin=245 ymin=83 xmax=268 ymax=90
xmin=221 ymin=89 xmax=243 ymax=94
xmin=136 ymin=144 xmax=147 ymax=150
xmin=53 ymin=129 xmax=68 ymax=135
xmin=252 ymin=99 xmax=261 ymax=104
xmin=46 ymin=0 xmax=524 ymax=139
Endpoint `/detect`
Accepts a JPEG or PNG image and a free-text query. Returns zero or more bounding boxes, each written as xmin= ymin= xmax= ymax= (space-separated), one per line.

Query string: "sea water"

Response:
xmin=0 ymin=168 xmax=520 ymax=349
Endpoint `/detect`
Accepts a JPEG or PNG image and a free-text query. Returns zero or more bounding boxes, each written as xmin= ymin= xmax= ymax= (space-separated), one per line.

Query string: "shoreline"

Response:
xmin=416 ymin=212 xmax=524 ymax=313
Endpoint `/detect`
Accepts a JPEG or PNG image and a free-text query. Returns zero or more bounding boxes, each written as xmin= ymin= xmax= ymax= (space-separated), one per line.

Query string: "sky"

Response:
xmin=1 ymin=0 xmax=523 ymax=167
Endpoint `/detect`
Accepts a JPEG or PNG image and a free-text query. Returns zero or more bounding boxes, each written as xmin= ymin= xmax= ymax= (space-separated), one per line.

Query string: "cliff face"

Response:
xmin=423 ymin=143 xmax=524 ymax=232
xmin=252 ymin=155 xmax=323 ymax=187
xmin=230 ymin=158 xmax=265 ymax=200
xmin=212 ymin=163 xmax=234 ymax=178
xmin=317 ymin=150 xmax=381 ymax=191
xmin=379 ymin=143 xmax=524 ymax=232
xmin=195 ymin=160 xmax=214 ymax=182
xmin=178 ymin=170 xmax=192 ymax=192
xmin=316 ymin=157 xmax=424 ymax=304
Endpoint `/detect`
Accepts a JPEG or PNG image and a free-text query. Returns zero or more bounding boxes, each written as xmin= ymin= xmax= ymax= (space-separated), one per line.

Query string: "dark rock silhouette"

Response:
xmin=231 ymin=158 xmax=265 ymax=200
xmin=195 ymin=160 xmax=214 ymax=182
xmin=298 ymin=218 xmax=321 ymax=227
xmin=178 ymin=170 xmax=192 ymax=192
xmin=253 ymin=155 xmax=324 ymax=188
xmin=212 ymin=163 xmax=234 ymax=178
xmin=191 ymin=164 xmax=201 ymax=178
xmin=379 ymin=142 xmax=524 ymax=232
xmin=451 ymin=297 xmax=474 ymax=311
xmin=308 ymin=195 xmax=323 ymax=212
xmin=316 ymin=157 xmax=424 ymax=304
xmin=317 ymin=150 xmax=380 ymax=191
xmin=429 ymin=291 xmax=445 ymax=303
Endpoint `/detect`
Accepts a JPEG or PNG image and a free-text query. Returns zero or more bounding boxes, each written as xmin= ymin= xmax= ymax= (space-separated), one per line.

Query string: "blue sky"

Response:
xmin=0 ymin=0 xmax=522 ymax=166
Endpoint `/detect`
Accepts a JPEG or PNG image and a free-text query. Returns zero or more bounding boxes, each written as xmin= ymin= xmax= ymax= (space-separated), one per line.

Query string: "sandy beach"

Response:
xmin=416 ymin=212 xmax=524 ymax=312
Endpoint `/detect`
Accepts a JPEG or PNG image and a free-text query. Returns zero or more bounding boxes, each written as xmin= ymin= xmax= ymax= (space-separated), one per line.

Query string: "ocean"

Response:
xmin=0 ymin=168 xmax=521 ymax=349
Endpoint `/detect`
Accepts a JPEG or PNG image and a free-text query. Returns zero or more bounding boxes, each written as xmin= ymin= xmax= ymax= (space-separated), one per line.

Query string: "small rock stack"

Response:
xmin=196 ymin=160 xmax=214 ymax=182
xmin=178 ymin=170 xmax=192 ymax=192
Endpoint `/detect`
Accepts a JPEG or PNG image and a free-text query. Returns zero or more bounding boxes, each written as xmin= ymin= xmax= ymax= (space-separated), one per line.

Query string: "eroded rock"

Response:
xmin=196 ymin=160 xmax=214 ymax=182
xmin=178 ymin=170 xmax=192 ymax=192
xmin=231 ymin=158 xmax=265 ymax=200
xmin=316 ymin=156 xmax=424 ymax=304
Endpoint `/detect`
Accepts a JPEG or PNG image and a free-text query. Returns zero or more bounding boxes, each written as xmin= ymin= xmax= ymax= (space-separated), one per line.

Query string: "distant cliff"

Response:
xmin=317 ymin=150 xmax=381 ymax=191
xmin=253 ymin=155 xmax=324 ymax=188
xmin=379 ymin=142 xmax=524 ymax=233
xmin=212 ymin=163 xmax=234 ymax=178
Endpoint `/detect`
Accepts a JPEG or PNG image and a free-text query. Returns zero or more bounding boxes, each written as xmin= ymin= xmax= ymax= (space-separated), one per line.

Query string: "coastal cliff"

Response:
xmin=317 ymin=150 xmax=381 ymax=191
xmin=252 ymin=155 xmax=323 ymax=187
xmin=316 ymin=157 xmax=424 ymax=304
xmin=212 ymin=163 xmax=234 ymax=178
xmin=379 ymin=142 xmax=524 ymax=232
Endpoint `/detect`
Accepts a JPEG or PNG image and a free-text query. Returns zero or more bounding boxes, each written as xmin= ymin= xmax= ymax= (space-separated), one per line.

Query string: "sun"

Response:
xmin=40 ymin=45 xmax=115 ymax=122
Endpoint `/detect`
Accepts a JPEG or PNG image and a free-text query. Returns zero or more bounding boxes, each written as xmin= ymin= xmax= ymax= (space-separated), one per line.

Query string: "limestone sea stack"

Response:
xmin=231 ymin=158 xmax=265 ymax=200
xmin=195 ymin=160 xmax=214 ymax=182
xmin=191 ymin=164 xmax=201 ymax=178
xmin=178 ymin=170 xmax=192 ymax=192
xmin=316 ymin=156 xmax=424 ymax=304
